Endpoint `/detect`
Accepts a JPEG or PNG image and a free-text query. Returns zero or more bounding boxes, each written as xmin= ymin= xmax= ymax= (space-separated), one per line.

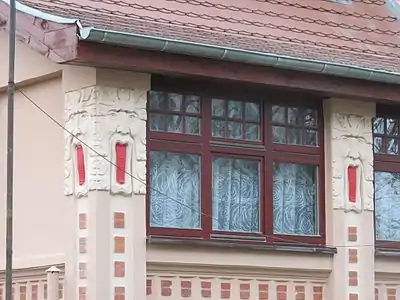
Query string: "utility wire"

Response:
xmin=16 ymin=86 xmax=398 ymax=250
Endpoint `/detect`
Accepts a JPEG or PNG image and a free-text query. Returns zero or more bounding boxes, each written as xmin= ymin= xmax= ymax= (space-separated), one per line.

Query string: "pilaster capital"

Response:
xmin=64 ymin=85 xmax=147 ymax=197
xmin=324 ymin=98 xmax=375 ymax=212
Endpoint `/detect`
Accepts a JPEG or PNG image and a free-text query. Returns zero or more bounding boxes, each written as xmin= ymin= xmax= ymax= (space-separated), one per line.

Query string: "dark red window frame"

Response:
xmin=374 ymin=105 xmax=400 ymax=249
xmin=146 ymin=76 xmax=326 ymax=246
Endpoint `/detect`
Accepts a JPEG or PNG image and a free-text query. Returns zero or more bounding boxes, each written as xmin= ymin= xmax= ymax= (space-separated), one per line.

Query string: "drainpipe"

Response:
xmin=78 ymin=27 xmax=400 ymax=85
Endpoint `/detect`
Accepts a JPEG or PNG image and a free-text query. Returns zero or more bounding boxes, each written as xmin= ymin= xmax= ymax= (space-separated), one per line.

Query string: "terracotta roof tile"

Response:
xmin=17 ymin=0 xmax=400 ymax=72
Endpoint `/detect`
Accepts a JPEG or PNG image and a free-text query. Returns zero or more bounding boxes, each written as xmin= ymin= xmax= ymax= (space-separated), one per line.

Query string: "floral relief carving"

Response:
xmin=331 ymin=113 xmax=374 ymax=211
xmin=64 ymin=86 xmax=147 ymax=197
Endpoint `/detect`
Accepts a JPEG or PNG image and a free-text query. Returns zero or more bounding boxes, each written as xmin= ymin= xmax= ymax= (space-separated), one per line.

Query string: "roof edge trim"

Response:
xmin=79 ymin=27 xmax=400 ymax=85
xmin=1 ymin=0 xmax=80 ymax=25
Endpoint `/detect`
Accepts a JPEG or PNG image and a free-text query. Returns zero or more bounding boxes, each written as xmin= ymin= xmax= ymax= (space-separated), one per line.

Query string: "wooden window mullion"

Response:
xmin=202 ymin=96 xmax=213 ymax=237
xmin=147 ymin=79 xmax=325 ymax=246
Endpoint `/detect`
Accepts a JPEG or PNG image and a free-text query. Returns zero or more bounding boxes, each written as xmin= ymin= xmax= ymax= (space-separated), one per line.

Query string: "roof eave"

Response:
xmin=1 ymin=0 xmax=80 ymax=25
xmin=79 ymin=27 xmax=400 ymax=85
xmin=0 ymin=0 xmax=80 ymax=63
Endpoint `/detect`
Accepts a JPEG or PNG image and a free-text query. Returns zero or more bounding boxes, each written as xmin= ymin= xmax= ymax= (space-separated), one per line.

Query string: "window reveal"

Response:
xmin=146 ymin=84 xmax=324 ymax=245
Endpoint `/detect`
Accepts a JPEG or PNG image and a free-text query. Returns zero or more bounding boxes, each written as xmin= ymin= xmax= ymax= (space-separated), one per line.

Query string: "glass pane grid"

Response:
xmin=373 ymin=117 xmax=400 ymax=155
xmin=148 ymin=92 xmax=323 ymax=241
xmin=271 ymin=105 xmax=319 ymax=146
xmin=149 ymin=91 xmax=201 ymax=135
xmin=211 ymin=98 xmax=261 ymax=141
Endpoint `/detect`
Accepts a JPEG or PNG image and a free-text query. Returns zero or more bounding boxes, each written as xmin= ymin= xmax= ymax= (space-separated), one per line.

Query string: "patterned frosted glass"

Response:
xmin=273 ymin=163 xmax=318 ymax=235
xmin=375 ymin=171 xmax=400 ymax=241
xmin=149 ymin=151 xmax=201 ymax=229
xmin=212 ymin=157 xmax=260 ymax=232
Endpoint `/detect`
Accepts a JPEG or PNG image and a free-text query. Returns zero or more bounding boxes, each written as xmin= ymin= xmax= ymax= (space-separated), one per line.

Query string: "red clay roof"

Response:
xmin=17 ymin=0 xmax=400 ymax=73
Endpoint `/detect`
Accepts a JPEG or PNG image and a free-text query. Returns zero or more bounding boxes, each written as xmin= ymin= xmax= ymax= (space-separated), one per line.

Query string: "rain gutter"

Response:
xmin=1 ymin=0 xmax=81 ymax=26
xmin=79 ymin=27 xmax=400 ymax=85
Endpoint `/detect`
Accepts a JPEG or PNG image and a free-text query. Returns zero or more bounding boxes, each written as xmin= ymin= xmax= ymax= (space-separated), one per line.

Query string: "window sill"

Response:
xmin=375 ymin=248 xmax=400 ymax=257
xmin=146 ymin=236 xmax=337 ymax=255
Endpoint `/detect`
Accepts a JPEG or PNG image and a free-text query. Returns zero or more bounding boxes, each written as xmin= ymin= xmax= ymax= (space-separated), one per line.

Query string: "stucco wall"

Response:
xmin=0 ymin=30 xmax=61 ymax=91
xmin=0 ymin=41 xmax=67 ymax=268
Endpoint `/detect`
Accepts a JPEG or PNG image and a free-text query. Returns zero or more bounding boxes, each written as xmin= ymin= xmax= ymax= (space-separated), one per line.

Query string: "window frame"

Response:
xmin=374 ymin=105 xmax=400 ymax=249
xmin=146 ymin=76 xmax=326 ymax=247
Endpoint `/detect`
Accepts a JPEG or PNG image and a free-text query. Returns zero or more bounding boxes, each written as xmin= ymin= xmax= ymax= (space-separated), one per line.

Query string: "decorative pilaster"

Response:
xmin=325 ymin=99 xmax=375 ymax=300
xmin=62 ymin=69 xmax=149 ymax=300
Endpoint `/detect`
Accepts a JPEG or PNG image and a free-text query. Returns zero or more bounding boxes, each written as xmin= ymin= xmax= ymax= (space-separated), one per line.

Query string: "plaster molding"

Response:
xmin=0 ymin=264 xmax=65 ymax=282
xmin=375 ymin=271 xmax=400 ymax=283
xmin=147 ymin=262 xmax=330 ymax=281
xmin=329 ymin=102 xmax=375 ymax=212
xmin=64 ymin=85 xmax=147 ymax=197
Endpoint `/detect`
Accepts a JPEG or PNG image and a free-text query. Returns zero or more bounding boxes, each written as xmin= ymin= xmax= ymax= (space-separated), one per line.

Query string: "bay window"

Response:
xmin=146 ymin=78 xmax=325 ymax=245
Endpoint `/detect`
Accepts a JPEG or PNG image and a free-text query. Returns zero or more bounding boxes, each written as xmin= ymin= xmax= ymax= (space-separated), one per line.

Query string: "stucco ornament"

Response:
xmin=64 ymin=86 xmax=147 ymax=197
xmin=331 ymin=113 xmax=374 ymax=211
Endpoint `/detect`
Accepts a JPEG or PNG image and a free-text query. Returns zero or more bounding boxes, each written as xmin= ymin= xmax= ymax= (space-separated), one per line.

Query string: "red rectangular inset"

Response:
xmin=116 ymin=143 xmax=127 ymax=184
xmin=348 ymin=166 xmax=357 ymax=203
xmin=76 ymin=145 xmax=86 ymax=185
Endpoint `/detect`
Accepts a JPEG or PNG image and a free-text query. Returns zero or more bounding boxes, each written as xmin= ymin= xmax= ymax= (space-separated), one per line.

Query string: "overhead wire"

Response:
xmin=15 ymin=86 xmax=399 ymax=250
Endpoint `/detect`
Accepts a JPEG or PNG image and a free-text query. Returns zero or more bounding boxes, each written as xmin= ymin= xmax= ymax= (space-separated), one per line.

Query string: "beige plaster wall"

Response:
xmin=0 ymin=77 xmax=67 ymax=269
xmin=0 ymin=27 xmax=68 ymax=269
xmin=0 ymin=30 xmax=61 ymax=91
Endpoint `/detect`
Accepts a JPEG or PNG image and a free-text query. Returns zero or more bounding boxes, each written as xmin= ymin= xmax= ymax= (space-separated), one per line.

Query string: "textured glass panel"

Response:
xmin=185 ymin=117 xmax=201 ymax=135
xmin=387 ymin=118 xmax=399 ymax=136
xmin=212 ymin=120 xmax=226 ymax=138
xmin=245 ymin=124 xmax=260 ymax=141
xmin=373 ymin=117 xmax=385 ymax=134
xmin=150 ymin=151 xmax=201 ymax=229
xmin=166 ymin=115 xmax=183 ymax=133
xmin=228 ymin=100 xmax=243 ymax=119
xmin=304 ymin=130 xmax=317 ymax=146
xmin=245 ymin=102 xmax=260 ymax=122
xmin=375 ymin=171 xmax=400 ymax=241
xmin=304 ymin=109 xmax=317 ymax=128
xmin=272 ymin=106 xmax=285 ymax=124
xmin=166 ymin=93 xmax=183 ymax=112
xmin=288 ymin=107 xmax=301 ymax=125
xmin=228 ymin=122 xmax=242 ymax=140
xmin=149 ymin=91 xmax=164 ymax=109
xmin=212 ymin=157 xmax=260 ymax=232
xmin=272 ymin=126 xmax=286 ymax=144
xmin=212 ymin=99 xmax=226 ymax=117
xmin=287 ymin=128 xmax=302 ymax=145
xmin=185 ymin=95 xmax=200 ymax=113
xmin=374 ymin=136 xmax=384 ymax=154
xmin=387 ymin=138 xmax=399 ymax=155
xmin=273 ymin=163 xmax=318 ymax=235
xmin=149 ymin=113 xmax=166 ymax=132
